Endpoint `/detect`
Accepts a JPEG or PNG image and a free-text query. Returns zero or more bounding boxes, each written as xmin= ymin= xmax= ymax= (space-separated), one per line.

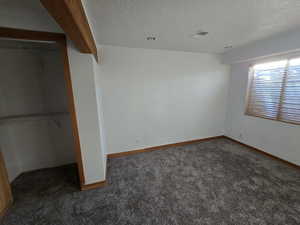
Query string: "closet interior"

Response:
xmin=0 ymin=38 xmax=77 ymax=183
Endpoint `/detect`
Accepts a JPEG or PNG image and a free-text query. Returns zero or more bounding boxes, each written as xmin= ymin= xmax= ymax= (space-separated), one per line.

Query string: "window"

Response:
xmin=246 ymin=57 xmax=300 ymax=125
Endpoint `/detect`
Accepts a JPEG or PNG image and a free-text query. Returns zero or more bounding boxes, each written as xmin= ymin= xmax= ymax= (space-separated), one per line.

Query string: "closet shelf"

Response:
xmin=0 ymin=112 xmax=70 ymax=125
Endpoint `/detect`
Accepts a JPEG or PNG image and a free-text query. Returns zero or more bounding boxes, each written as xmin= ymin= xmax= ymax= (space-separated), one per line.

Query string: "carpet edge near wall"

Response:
xmin=86 ymin=134 xmax=299 ymax=191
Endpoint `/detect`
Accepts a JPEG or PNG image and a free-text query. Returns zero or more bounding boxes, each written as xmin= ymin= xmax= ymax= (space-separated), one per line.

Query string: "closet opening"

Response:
xmin=0 ymin=28 xmax=85 ymax=215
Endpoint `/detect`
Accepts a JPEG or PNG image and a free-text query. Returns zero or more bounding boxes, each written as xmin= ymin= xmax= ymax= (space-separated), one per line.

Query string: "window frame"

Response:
xmin=245 ymin=55 xmax=300 ymax=126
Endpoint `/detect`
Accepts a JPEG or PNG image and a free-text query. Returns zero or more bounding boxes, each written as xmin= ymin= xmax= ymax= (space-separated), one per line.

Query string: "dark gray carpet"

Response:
xmin=1 ymin=138 xmax=300 ymax=225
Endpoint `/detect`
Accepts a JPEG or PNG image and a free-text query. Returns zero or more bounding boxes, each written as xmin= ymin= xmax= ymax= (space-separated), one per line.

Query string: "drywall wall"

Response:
xmin=41 ymin=51 xmax=70 ymax=113
xmin=40 ymin=50 xmax=75 ymax=168
xmin=93 ymin=59 xmax=108 ymax=175
xmin=225 ymin=61 xmax=300 ymax=166
xmin=222 ymin=30 xmax=300 ymax=64
xmin=97 ymin=45 xmax=230 ymax=154
xmin=0 ymin=48 xmax=46 ymax=181
xmin=0 ymin=128 xmax=21 ymax=182
xmin=0 ymin=47 xmax=75 ymax=181
xmin=67 ymin=41 xmax=106 ymax=184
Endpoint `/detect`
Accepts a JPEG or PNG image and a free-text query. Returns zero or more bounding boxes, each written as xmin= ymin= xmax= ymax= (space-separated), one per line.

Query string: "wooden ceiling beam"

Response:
xmin=40 ymin=0 xmax=98 ymax=61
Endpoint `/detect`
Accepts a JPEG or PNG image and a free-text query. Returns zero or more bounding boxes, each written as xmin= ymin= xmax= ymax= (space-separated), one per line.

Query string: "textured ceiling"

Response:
xmin=0 ymin=0 xmax=61 ymax=32
xmin=85 ymin=0 xmax=300 ymax=53
xmin=1 ymin=0 xmax=300 ymax=53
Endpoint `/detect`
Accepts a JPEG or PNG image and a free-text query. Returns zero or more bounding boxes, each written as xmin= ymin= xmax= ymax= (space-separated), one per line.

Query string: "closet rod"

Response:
xmin=0 ymin=112 xmax=69 ymax=124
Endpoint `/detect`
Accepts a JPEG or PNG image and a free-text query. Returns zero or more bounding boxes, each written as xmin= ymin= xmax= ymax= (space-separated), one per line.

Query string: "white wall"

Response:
xmin=40 ymin=51 xmax=75 ymax=168
xmin=223 ymin=30 xmax=300 ymax=166
xmin=97 ymin=45 xmax=230 ymax=154
xmin=225 ymin=61 xmax=300 ymax=166
xmin=67 ymin=42 xmax=106 ymax=184
xmin=222 ymin=30 xmax=300 ymax=64
xmin=93 ymin=59 xmax=108 ymax=175
xmin=0 ymin=47 xmax=75 ymax=181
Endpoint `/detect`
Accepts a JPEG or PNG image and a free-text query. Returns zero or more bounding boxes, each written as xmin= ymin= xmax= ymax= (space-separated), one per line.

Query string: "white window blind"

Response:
xmin=246 ymin=57 xmax=300 ymax=125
